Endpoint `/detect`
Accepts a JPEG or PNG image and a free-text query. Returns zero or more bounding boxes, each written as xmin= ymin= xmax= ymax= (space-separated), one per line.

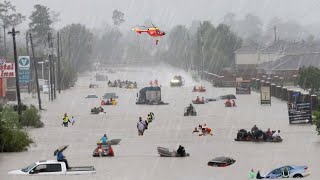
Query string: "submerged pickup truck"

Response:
xmin=8 ymin=160 xmax=96 ymax=175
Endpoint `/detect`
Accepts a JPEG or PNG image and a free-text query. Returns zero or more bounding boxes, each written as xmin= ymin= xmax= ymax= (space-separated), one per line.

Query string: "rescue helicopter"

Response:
xmin=132 ymin=23 xmax=166 ymax=45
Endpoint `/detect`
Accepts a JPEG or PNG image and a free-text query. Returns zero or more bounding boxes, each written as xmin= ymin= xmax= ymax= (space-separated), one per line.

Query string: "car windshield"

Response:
xmin=21 ymin=163 xmax=36 ymax=172
xmin=211 ymin=157 xmax=227 ymax=162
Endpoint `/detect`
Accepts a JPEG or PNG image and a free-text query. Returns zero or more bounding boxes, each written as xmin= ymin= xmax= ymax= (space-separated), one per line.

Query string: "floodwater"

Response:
xmin=0 ymin=64 xmax=319 ymax=180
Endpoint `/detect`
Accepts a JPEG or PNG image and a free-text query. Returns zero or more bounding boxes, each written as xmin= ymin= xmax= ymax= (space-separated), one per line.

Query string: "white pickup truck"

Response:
xmin=8 ymin=160 xmax=96 ymax=175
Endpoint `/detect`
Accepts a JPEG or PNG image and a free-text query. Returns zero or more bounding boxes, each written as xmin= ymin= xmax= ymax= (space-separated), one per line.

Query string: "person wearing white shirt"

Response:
xmin=272 ymin=130 xmax=280 ymax=138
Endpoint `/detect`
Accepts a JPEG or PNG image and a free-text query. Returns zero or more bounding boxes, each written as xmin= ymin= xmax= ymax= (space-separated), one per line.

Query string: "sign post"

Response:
xmin=18 ymin=56 xmax=30 ymax=84
xmin=260 ymin=86 xmax=271 ymax=105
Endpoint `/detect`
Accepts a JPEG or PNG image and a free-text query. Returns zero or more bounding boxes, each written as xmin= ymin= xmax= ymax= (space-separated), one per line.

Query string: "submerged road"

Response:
xmin=0 ymin=64 xmax=319 ymax=180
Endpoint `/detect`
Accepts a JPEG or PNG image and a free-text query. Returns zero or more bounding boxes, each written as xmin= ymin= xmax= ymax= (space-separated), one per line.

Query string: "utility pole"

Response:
xmin=26 ymin=33 xmax=29 ymax=56
xmin=57 ymin=32 xmax=61 ymax=93
xmin=26 ymin=32 xmax=31 ymax=94
xmin=29 ymin=33 xmax=42 ymax=110
xmin=51 ymin=36 xmax=56 ymax=99
xmin=48 ymin=32 xmax=54 ymax=101
xmin=274 ymin=26 xmax=277 ymax=42
xmin=4 ymin=25 xmax=7 ymax=58
xmin=8 ymin=27 xmax=22 ymax=117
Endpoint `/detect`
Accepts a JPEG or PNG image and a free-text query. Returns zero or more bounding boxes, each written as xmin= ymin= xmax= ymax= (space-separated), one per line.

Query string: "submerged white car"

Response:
xmin=263 ymin=165 xmax=311 ymax=178
xmin=8 ymin=160 xmax=96 ymax=175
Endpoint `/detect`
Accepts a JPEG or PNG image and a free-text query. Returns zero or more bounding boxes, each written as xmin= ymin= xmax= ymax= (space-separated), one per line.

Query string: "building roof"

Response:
xmin=260 ymin=40 xmax=320 ymax=54
xmin=260 ymin=53 xmax=320 ymax=71
xmin=234 ymin=44 xmax=262 ymax=54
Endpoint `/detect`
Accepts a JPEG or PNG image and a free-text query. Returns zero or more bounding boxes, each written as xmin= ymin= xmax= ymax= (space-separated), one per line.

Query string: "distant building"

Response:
xmin=234 ymin=44 xmax=262 ymax=71
xmin=235 ymin=40 xmax=320 ymax=73
xmin=258 ymin=53 xmax=320 ymax=76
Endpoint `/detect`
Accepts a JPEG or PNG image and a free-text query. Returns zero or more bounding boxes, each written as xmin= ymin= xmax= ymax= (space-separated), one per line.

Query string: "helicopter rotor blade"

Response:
xmin=151 ymin=22 xmax=156 ymax=28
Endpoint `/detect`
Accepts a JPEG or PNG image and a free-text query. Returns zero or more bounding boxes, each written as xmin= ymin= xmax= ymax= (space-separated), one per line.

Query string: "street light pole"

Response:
xmin=47 ymin=32 xmax=54 ymax=101
xmin=8 ymin=27 xmax=22 ymax=117
xmin=38 ymin=62 xmax=44 ymax=79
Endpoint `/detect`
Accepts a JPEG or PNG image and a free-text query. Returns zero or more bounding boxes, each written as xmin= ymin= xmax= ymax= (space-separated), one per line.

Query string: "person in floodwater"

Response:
xmin=107 ymin=145 xmax=114 ymax=156
xmin=177 ymin=145 xmax=186 ymax=156
xmin=196 ymin=96 xmax=200 ymax=102
xmin=251 ymin=125 xmax=259 ymax=134
xmin=282 ymin=167 xmax=289 ymax=178
xmin=232 ymin=100 xmax=236 ymax=107
xmin=193 ymin=86 xmax=197 ymax=91
xmin=62 ymin=113 xmax=70 ymax=127
xmin=192 ymin=127 xmax=199 ymax=133
xmin=248 ymin=169 xmax=256 ymax=179
xmin=134 ymin=81 xmax=137 ymax=88
xmin=99 ymin=106 xmax=104 ymax=113
xmin=143 ymin=120 xmax=149 ymax=129
xmin=187 ymin=104 xmax=194 ymax=114
xmin=57 ymin=149 xmax=70 ymax=169
xmin=137 ymin=117 xmax=145 ymax=136
xmin=149 ymin=112 xmax=155 ymax=121
xmin=71 ymin=116 xmax=75 ymax=125
xmin=256 ymin=170 xmax=264 ymax=179
xmin=272 ymin=130 xmax=281 ymax=141
xmin=147 ymin=113 xmax=152 ymax=123
xmin=100 ymin=134 xmax=108 ymax=144
xmin=96 ymin=144 xmax=105 ymax=157
xmin=225 ymin=99 xmax=231 ymax=107
xmin=266 ymin=128 xmax=272 ymax=140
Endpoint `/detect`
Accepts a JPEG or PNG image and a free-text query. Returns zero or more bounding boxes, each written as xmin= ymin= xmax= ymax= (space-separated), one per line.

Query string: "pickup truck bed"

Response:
xmin=68 ymin=166 xmax=95 ymax=172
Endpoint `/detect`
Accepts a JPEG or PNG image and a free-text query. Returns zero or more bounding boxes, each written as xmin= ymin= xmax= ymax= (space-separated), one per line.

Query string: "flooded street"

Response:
xmin=0 ymin=64 xmax=319 ymax=180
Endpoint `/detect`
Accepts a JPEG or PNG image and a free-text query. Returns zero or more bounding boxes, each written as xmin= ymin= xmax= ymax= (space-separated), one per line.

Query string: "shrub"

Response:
xmin=0 ymin=128 xmax=33 ymax=152
xmin=0 ymin=107 xmax=33 ymax=152
xmin=313 ymin=111 xmax=320 ymax=135
xmin=21 ymin=105 xmax=44 ymax=128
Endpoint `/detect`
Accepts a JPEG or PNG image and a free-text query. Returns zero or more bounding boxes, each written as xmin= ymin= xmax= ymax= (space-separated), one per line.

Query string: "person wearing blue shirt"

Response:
xmin=100 ymin=134 xmax=108 ymax=144
xmin=57 ymin=150 xmax=70 ymax=169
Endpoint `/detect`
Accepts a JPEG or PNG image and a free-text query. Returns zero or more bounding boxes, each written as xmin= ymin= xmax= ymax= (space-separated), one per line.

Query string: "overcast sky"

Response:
xmin=9 ymin=0 xmax=320 ymax=30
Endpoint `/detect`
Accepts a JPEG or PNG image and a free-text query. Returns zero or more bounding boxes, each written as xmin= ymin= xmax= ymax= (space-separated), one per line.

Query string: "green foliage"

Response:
xmin=0 ymin=1 xmax=25 ymax=28
xmin=29 ymin=4 xmax=53 ymax=43
xmin=21 ymin=105 xmax=43 ymax=128
xmin=93 ymin=28 xmax=123 ymax=62
xmin=164 ymin=21 xmax=242 ymax=74
xmin=60 ymin=61 xmax=78 ymax=89
xmin=313 ymin=111 xmax=320 ymax=135
xmin=112 ymin=10 xmax=125 ymax=26
xmin=0 ymin=107 xmax=33 ymax=152
xmin=60 ymin=24 xmax=94 ymax=72
xmin=298 ymin=66 xmax=320 ymax=94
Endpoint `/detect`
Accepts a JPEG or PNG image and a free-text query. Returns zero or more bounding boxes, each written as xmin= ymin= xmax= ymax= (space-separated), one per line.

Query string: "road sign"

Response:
xmin=260 ymin=86 xmax=271 ymax=105
xmin=18 ymin=56 xmax=30 ymax=84
xmin=0 ymin=57 xmax=6 ymax=66
xmin=19 ymin=69 xmax=30 ymax=83
xmin=287 ymin=102 xmax=312 ymax=124
xmin=18 ymin=56 xmax=30 ymax=69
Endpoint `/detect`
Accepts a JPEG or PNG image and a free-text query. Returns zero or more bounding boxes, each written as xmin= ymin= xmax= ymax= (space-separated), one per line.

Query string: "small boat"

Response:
xmin=92 ymin=145 xmax=114 ymax=157
xmin=157 ymin=147 xmax=190 ymax=157
xmin=97 ymin=139 xmax=121 ymax=145
xmin=192 ymin=100 xmax=205 ymax=104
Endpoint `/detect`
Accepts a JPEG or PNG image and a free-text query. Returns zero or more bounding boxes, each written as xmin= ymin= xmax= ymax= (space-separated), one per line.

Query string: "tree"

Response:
xmin=163 ymin=21 xmax=242 ymax=75
xmin=0 ymin=1 xmax=25 ymax=57
xmin=29 ymin=4 xmax=53 ymax=45
xmin=297 ymin=67 xmax=320 ymax=94
xmin=60 ymin=24 xmax=94 ymax=71
xmin=112 ymin=10 xmax=125 ymax=26
xmin=313 ymin=111 xmax=320 ymax=135
xmin=222 ymin=13 xmax=236 ymax=26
